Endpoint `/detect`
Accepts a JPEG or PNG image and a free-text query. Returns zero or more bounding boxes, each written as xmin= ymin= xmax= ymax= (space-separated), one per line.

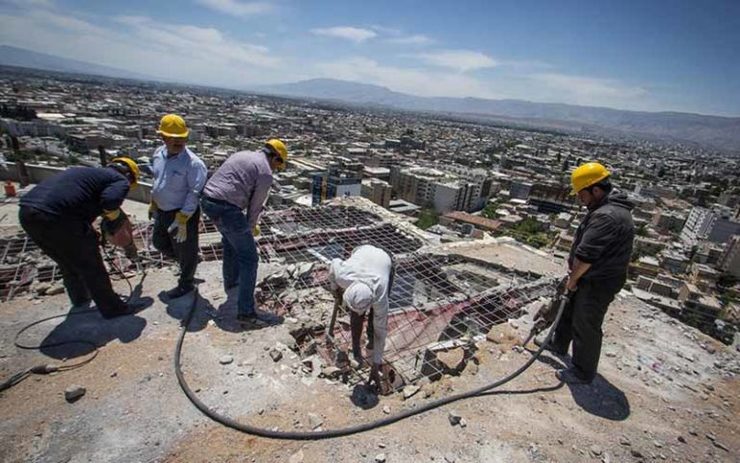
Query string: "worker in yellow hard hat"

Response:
xmin=199 ymin=138 xmax=288 ymax=325
xmin=149 ymin=114 xmax=207 ymax=299
xmin=18 ymin=157 xmax=144 ymax=318
xmin=538 ymin=161 xmax=635 ymax=384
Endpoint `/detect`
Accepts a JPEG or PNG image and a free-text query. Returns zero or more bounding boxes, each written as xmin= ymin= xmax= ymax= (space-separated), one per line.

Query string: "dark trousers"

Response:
xmin=152 ymin=207 xmax=200 ymax=290
xmin=19 ymin=206 xmax=126 ymax=316
xmin=552 ymin=277 xmax=624 ymax=380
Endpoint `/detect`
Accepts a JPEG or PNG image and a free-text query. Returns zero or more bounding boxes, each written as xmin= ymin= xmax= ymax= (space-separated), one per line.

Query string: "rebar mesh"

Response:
xmin=255 ymin=251 xmax=551 ymax=386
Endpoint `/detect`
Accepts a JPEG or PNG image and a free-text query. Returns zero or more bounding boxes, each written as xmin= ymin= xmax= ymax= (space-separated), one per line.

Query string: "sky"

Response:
xmin=0 ymin=0 xmax=738 ymax=116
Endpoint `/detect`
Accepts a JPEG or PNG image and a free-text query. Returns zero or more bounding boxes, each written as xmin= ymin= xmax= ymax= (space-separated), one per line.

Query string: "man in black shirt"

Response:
xmin=19 ymin=158 xmax=140 ymax=318
xmin=544 ymin=162 xmax=635 ymax=384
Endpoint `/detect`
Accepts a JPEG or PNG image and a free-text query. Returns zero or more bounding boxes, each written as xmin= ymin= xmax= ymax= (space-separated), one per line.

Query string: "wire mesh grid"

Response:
xmin=255 ymin=251 xmax=553 ymax=387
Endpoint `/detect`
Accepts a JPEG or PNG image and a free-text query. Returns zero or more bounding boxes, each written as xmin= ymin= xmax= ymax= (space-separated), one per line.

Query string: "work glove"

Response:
xmin=148 ymin=201 xmax=158 ymax=220
xmin=167 ymin=211 xmax=191 ymax=243
xmin=101 ymin=209 xmax=127 ymax=236
xmin=252 ymin=225 xmax=261 ymax=237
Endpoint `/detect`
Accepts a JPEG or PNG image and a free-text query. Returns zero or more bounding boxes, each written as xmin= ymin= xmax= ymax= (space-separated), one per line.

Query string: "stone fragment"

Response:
xmin=269 ymin=349 xmax=283 ymax=362
xmin=307 ymin=413 xmax=323 ymax=430
xmin=590 ymin=445 xmax=603 ymax=456
xmin=219 ymin=355 xmax=234 ymax=365
xmin=712 ymin=441 xmax=729 ymax=452
xmin=375 ymin=453 xmax=386 ymax=463
xmin=382 ymin=405 xmax=391 ymax=414
xmin=64 ymin=385 xmax=86 ymax=402
xmin=448 ymin=410 xmax=462 ymax=426
xmin=320 ymin=366 xmax=341 ymax=379
xmin=402 ymin=385 xmax=420 ymax=399
xmin=35 ymin=283 xmax=51 ymax=295
xmin=46 ymin=285 xmax=65 ymax=296
xmin=436 ymin=348 xmax=465 ymax=373
xmin=485 ymin=323 xmax=519 ymax=345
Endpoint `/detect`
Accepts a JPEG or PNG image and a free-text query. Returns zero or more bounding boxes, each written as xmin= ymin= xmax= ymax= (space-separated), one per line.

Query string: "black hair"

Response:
xmin=587 ymin=178 xmax=612 ymax=194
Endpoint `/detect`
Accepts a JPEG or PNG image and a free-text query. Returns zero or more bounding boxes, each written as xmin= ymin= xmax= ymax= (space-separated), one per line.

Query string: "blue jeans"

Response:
xmin=200 ymin=197 xmax=258 ymax=316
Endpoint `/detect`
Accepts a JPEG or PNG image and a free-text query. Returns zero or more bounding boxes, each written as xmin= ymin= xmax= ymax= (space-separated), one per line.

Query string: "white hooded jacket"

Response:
xmin=328 ymin=245 xmax=392 ymax=364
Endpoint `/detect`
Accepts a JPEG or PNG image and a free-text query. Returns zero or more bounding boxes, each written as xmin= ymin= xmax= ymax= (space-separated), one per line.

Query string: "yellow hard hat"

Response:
xmin=571 ymin=162 xmax=610 ymax=194
xmin=265 ymin=138 xmax=288 ymax=171
xmin=110 ymin=157 xmax=140 ymax=186
xmin=157 ymin=114 xmax=189 ymax=138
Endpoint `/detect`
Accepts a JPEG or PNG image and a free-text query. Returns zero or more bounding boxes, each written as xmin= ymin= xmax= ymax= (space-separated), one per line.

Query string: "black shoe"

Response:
xmin=236 ymin=313 xmax=267 ymax=327
xmin=534 ymin=337 xmax=568 ymax=355
xmin=100 ymin=303 xmax=138 ymax=319
xmin=165 ymin=285 xmax=194 ymax=299
xmin=556 ymin=367 xmax=593 ymax=385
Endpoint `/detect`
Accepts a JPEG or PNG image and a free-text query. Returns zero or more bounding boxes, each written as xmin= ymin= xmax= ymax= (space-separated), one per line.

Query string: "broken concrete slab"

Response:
xmin=436 ymin=347 xmax=466 ymax=373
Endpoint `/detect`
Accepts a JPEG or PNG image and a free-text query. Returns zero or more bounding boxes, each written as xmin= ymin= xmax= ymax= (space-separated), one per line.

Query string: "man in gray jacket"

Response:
xmin=544 ymin=162 xmax=634 ymax=384
xmin=200 ymin=139 xmax=287 ymax=324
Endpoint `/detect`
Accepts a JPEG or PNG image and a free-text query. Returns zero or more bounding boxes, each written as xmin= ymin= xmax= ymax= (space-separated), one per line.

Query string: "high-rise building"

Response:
xmin=718 ymin=235 xmax=740 ymax=278
xmin=680 ymin=206 xmax=740 ymax=245
xmin=361 ymin=179 xmax=392 ymax=208
xmin=389 ymin=166 xmax=483 ymax=213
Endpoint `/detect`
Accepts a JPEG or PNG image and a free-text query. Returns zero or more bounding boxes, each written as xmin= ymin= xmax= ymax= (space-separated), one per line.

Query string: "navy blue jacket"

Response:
xmin=20 ymin=167 xmax=130 ymax=222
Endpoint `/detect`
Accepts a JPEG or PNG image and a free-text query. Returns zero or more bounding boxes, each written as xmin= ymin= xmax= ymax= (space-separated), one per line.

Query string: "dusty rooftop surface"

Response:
xmin=1 ymin=198 xmax=739 ymax=463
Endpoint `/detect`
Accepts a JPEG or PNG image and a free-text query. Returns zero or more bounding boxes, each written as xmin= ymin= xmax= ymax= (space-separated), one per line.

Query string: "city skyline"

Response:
xmin=0 ymin=0 xmax=738 ymax=116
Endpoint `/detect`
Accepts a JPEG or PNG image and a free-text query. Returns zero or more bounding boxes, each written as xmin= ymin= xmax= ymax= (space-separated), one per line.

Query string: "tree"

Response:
xmin=415 ymin=208 xmax=439 ymax=230
xmin=481 ymin=202 xmax=499 ymax=220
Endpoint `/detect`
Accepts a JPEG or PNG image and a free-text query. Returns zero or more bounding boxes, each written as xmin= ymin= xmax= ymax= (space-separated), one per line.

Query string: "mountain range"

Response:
xmin=258 ymin=79 xmax=740 ymax=153
xmin=0 ymin=45 xmax=152 ymax=81
xmin=1 ymin=45 xmax=738 ymax=153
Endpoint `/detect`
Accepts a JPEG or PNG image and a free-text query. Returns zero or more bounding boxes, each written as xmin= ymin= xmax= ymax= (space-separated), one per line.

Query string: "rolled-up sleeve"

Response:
xmin=575 ymin=214 xmax=618 ymax=264
xmin=182 ymin=160 xmax=207 ymax=215
xmin=246 ymin=173 xmax=272 ymax=231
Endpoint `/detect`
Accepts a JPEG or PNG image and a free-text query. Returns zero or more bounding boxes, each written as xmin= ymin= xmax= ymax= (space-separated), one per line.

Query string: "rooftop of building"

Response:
xmin=1 ymin=194 xmax=737 ymax=462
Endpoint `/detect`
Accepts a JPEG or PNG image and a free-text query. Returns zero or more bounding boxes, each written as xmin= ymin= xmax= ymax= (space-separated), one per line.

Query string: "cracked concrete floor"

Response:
xmin=0 ymin=261 xmax=738 ymax=463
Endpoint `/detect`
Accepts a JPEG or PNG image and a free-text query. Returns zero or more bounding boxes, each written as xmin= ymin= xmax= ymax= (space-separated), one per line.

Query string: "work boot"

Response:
xmin=236 ymin=313 xmax=268 ymax=327
xmin=165 ymin=285 xmax=194 ymax=300
xmin=99 ymin=302 xmax=138 ymax=319
xmin=555 ymin=367 xmax=593 ymax=385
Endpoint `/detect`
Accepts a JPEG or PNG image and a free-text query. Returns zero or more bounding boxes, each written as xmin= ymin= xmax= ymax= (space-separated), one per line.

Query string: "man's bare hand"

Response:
xmin=368 ymin=363 xmax=382 ymax=391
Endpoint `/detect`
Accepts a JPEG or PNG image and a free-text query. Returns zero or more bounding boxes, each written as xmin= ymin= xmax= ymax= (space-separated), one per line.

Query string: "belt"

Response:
xmin=203 ymin=196 xmax=238 ymax=208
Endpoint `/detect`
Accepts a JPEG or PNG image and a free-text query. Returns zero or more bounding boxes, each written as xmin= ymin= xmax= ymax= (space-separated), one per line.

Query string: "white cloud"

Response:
xmin=529 ymin=73 xmax=648 ymax=106
xmin=194 ymin=0 xmax=274 ymax=17
xmin=310 ymin=26 xmax=377 ymax=43
xmin=414 ymin=49 xmax=497 ymax=72
xmin=314 ymin=57 xmax=497 ymax=99
xmin=387 ymin=34 xmax=434 ymax=46
xmin=0 ymin=9 xmax=283 ymax=87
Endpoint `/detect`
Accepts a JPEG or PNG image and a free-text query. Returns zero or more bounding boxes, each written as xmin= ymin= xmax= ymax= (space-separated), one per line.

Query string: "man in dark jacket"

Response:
xmin=18 ymin=158 xmax=141 ymax=318
xmin=544 ymin=162 xmax=635 ymax=384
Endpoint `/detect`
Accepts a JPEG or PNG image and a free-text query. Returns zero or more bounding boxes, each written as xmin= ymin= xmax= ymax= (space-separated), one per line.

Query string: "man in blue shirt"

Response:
xmin=149 ymin=114 xmax=207 ymax=299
